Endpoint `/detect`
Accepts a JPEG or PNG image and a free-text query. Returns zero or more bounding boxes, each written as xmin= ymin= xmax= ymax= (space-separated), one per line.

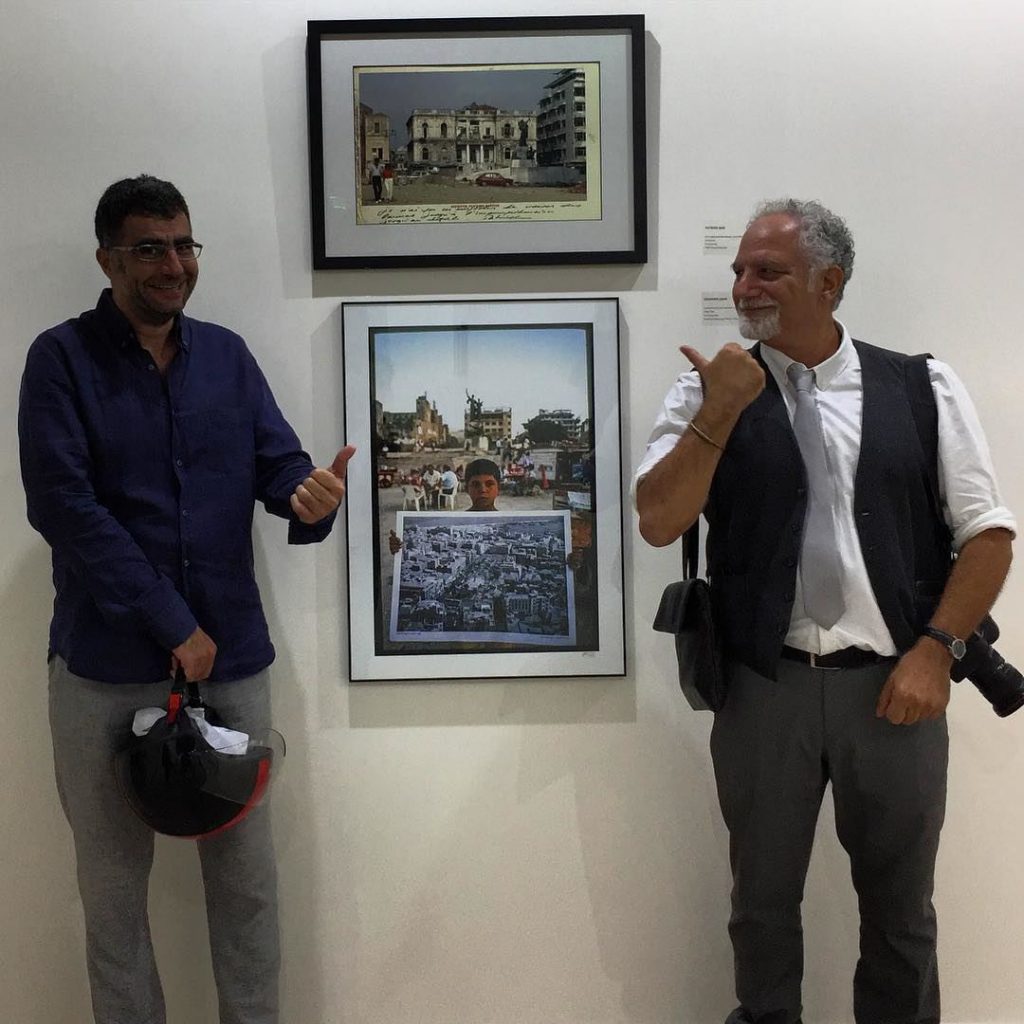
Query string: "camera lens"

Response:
xmin=964 ymin=648 xmax=1024 ymax=718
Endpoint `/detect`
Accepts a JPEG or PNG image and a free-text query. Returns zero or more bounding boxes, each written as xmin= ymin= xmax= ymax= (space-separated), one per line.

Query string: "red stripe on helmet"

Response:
xmin=187 ymin=757 xmax=273 ymax=841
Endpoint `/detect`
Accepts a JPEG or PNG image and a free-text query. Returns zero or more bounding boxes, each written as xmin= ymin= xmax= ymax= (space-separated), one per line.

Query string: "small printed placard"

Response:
xmin=703 ymin=224 xmax=742 ymax=255
xmin=702 ymin=292 xmax=737 ymax=323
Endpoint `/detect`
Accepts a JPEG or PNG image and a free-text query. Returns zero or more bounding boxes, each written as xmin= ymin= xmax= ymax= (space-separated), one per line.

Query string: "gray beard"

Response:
xmin=737 ymin=307 xmax=781 ymax=340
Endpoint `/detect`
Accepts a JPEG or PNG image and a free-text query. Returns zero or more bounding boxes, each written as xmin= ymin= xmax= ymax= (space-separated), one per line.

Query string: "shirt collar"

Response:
xmin=93 ymin=288 xmax=190 ymax=353
xmin=758 ymin=320 xmax=852 ymax=392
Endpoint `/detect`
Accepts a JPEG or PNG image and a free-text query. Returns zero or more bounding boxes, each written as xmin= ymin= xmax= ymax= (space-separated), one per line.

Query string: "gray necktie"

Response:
xmin=786 ymin=363 xmax=845 ymax=628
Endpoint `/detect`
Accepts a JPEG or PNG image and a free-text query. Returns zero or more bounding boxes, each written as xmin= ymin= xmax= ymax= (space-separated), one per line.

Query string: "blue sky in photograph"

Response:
xmin=372 ymin=325 xmax=590 ymax=432
xmin=355 ymin=66 xmax=565 ymax=146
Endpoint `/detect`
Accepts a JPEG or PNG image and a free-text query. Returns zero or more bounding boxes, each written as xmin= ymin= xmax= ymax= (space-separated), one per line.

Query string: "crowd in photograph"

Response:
xmin=390 ymin=452 xmax=545 ymax=506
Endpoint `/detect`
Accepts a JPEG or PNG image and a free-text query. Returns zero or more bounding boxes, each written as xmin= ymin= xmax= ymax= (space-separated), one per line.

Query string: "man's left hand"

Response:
xmin=290 ymin=445 xmax=356 ymax=525
xmin=875 ymin=640 xmax=952 ymax=725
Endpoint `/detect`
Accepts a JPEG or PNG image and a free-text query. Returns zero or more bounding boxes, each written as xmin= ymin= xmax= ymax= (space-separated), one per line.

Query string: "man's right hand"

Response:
xmin=171 ymin=626 xmax=217 ymax=681
xmin=637 ymin=343 xmax=765 ymax=548
xmin=680 ymin=342 xmax=765 ymax=420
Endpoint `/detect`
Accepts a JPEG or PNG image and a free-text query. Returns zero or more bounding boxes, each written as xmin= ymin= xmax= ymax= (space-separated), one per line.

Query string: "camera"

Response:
xmin=950 ymin=616 xmax=1024 ymax=717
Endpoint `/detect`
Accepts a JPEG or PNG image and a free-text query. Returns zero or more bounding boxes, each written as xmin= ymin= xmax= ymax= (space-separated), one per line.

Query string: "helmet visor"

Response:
xmin=192 ymin=727 xmax=285 ymax=803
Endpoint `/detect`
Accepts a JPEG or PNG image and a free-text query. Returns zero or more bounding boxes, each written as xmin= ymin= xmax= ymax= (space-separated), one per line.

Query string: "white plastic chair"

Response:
xmin=438 ymin=482 xmax=458 ymax=510
xmin=402 ymin=485 xmax=424 ymax=510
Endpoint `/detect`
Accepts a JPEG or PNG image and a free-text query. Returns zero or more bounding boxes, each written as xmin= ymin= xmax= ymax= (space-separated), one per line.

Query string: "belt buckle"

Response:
xmin=809 ymin=651 xmax=840 ymax=671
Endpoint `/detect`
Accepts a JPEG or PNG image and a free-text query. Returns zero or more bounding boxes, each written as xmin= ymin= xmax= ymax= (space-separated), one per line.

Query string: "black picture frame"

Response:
xmin=307 ymin=16 xmax=647 ymax=270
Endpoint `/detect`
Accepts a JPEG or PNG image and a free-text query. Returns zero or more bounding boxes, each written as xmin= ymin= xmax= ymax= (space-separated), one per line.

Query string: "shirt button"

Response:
xmin=147 ymin=364 xmax=155 ymax=372
xmin=175 ymin=458 xmax=183 ymax=467
xmin=183 ymin=559 xmax=191 ymax=568
xmin=182 ymin=509 xmax=190 ymax=518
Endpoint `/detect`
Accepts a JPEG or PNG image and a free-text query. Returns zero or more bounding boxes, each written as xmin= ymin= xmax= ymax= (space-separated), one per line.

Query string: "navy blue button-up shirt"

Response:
xmin=19 ymin=290 xmax=334 ymax=684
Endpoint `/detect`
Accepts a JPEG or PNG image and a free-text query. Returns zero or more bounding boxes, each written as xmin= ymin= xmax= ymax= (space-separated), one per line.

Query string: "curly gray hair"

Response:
xmin=751 ymin=198 xmax=855 ymax=308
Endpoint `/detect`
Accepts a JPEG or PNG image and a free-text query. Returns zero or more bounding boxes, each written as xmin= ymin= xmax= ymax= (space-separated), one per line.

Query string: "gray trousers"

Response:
xmin=711 ymin=658 xmax=947 ymax=1024
xmin=49 ymin=656 xmax=280 ymax=1024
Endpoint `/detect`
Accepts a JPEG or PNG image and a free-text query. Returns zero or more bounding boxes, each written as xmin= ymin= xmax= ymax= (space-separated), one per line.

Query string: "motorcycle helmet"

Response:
xmin=116 ymin=677 xmax=284 ymax=839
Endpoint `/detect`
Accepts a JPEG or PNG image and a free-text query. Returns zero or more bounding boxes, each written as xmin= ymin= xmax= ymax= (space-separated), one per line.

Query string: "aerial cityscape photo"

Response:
xmin=390 ymin=512 xmax=576 ymax=647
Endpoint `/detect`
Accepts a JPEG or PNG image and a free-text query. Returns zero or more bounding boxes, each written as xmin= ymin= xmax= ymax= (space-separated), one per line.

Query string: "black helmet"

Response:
xmin=116 ymin=678 xmax=284 ymax=839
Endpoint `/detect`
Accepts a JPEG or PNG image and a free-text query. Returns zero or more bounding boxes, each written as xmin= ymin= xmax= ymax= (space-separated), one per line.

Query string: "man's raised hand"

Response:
xmin=290 ymin=445 xmax=356 ymax=525
xmin=680 ymin=343 xmax=765 ymax=419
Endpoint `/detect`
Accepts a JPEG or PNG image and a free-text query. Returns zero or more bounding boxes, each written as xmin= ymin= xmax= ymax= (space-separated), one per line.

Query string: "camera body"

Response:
xmin=950 ymin=616 xmax=1024 ymax=718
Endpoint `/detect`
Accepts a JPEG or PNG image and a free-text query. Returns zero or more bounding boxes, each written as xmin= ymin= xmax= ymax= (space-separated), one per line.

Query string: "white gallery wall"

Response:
xmin=2 ymin=1 xmax=1022 ymax=1022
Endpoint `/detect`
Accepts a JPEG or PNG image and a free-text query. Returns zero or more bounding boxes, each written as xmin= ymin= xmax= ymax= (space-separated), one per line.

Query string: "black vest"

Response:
xmin=704 ymin=340 xmax=952 ymax=679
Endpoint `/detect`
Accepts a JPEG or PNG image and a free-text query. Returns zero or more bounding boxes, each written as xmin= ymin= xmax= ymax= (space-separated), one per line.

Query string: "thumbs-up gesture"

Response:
xmin=679 ymin=342 xmax=765 ymax=418
xmin=290 ymin=445 xmax=356 ymax=524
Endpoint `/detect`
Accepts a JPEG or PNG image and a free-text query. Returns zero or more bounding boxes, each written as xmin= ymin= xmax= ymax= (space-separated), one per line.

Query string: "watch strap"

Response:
xmin=923 ymin=624 xmax=967 ymax=661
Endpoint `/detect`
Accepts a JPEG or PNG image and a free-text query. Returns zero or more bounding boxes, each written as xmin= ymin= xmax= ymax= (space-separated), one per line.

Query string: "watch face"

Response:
xmin=926 ymin=626 xmax=968 ymax=661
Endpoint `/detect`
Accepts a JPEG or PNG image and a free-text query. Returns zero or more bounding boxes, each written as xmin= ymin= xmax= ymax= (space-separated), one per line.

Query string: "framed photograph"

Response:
xmin=307 ymin=16 xmax=647 ymax=269
xmin=342 ymin=297 xmax=625 ymax=681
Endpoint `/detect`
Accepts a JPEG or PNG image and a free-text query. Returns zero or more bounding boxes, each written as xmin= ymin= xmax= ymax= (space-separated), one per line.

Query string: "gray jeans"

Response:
xmin=711 ymin=658 xmax=947 ymax=1024
xmin=49 ymin=656 xmax=280 ymax=1024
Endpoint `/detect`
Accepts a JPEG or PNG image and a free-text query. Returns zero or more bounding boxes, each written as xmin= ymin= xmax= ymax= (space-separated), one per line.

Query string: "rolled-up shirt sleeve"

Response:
xmin=930 ymin=359 xmax=1017 ymax=550
xmin=631 ymin=370 xmax=705 ymax=504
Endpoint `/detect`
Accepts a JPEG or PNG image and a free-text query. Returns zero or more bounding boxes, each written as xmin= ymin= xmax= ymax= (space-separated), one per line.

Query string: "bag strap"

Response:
xmin=681 ymin=519 xmax=700 ymax=580
xmin=168 ymin=666 xmax=204 ymax=722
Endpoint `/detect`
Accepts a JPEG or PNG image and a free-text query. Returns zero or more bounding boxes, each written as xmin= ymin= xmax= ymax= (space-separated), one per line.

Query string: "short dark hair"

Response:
xmin=465 ymin=458 xmax=501 ymax=482
xmin=95 ymin=174 xmax=190 ymax=247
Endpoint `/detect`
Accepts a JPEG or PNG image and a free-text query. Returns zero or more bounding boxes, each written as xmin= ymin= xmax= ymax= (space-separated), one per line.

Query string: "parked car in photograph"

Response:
xmin=474 ymin=172 xmax=515 ymax=187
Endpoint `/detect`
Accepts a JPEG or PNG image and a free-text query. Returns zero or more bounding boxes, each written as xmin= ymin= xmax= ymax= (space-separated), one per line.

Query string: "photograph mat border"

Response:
xmin=342 ymin=297 xmax=624 ymax=681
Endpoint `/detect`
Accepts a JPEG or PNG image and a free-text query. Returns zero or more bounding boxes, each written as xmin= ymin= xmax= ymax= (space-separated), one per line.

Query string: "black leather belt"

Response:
xmin=781 ymin=645 xmax=891 ymax=669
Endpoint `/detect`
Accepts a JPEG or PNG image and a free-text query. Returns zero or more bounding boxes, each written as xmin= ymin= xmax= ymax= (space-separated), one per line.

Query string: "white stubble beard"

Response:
xmin=737 ymin=305 xmax=781 ymax=341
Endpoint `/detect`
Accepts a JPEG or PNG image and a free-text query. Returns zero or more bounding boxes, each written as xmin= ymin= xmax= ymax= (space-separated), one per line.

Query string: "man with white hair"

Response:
xmin=635 ymin=199 xmax=1015 ymax=1023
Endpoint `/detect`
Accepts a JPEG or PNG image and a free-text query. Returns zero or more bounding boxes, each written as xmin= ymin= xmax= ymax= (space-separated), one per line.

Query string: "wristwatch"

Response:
xmin=922 ymin=625 xmax=967 ymax=662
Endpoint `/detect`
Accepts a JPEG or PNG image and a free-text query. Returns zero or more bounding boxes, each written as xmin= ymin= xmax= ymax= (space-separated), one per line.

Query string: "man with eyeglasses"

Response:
xmin=18 ymin=174 xmax=353 ymax=1024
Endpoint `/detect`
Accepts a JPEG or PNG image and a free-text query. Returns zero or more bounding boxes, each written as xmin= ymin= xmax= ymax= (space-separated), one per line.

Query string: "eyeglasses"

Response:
xmin=106 ymin=241 xmax=204 ymax=263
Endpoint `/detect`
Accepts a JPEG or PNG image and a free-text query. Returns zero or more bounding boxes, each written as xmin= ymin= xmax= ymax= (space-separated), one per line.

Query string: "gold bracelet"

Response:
xmin=689 ymin=419 xmax=725 ymax=451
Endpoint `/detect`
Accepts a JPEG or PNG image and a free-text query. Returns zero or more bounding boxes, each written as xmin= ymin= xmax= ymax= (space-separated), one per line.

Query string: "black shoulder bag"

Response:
xmin=652 ymin=520 xmax=726 ymax=711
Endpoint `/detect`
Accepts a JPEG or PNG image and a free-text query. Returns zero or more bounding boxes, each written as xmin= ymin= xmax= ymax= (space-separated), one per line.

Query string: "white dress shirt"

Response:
xmin=634 ymin=323 xmax=1017 ymax=655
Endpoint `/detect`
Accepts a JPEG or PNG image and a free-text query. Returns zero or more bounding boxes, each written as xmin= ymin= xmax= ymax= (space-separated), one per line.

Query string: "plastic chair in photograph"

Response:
xmin=438 ymin=483 xmax=459 ymax=510
xmin=402 ymin=485 xmax=424 ymax=511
